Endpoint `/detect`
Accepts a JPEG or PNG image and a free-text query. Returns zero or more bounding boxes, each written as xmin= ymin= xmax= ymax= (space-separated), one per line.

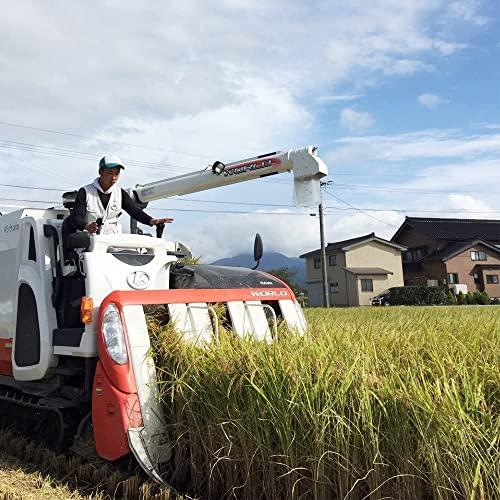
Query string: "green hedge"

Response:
xmin=389 ymin=286 xmax=448 ymax=306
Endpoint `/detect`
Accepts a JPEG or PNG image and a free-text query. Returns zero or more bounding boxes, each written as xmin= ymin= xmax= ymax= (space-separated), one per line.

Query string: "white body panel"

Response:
xmin=167 ymin=303 xmax=214 ymax=345
xmin=227 ymin=301 xmax=271 ymax=341
xmin=0 ymin=210 xmax=65 ymax=380
xmin=67 ymin=234 xmax=179 ymax=358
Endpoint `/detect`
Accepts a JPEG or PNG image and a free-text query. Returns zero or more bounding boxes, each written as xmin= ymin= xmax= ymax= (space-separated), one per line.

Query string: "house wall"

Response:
xmin=356 ymin=275 xmax=389 ymax=306
xmin=420 ymin=260 xmax=447 ymax=285
xmin=305 ymin=241 xmax=405 ymax=306
xmin=345 ymin=241 xmax=405 ymax=288
xmin=483 ymin=272 xmax=500 ymax=298
xmin=345 ymin=273 xmax=358 ymax=306
xmin=305 ymin=254 xmax=322 ymax=282
xmin=306 ymin=252 xmax=351 ymax=306
xmin=393 ymin=226 xmax=439 ymax=253
xmin=327 ymin=252 xmax=349 ymax=306
xmin=306 ymin=281 xmax=323 ymax=307
xmin=445 ymin=245 xmax=500 ymax=296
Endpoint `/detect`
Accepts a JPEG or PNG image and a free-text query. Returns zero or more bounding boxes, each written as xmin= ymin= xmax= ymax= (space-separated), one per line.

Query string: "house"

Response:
xmin=391 ymin=217 xmax=500 ymax=298
xmin=300 ymin=233 xmax=406 ymax=306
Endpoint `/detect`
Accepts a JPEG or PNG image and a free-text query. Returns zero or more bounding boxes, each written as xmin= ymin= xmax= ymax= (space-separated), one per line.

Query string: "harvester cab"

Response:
xmin=0 ymin=145 xmax=328 ymax=484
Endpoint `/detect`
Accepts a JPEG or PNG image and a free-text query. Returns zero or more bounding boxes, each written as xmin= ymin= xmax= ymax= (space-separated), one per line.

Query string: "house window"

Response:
xmin=486 ymin=275 xmax=499 ymax=284
xmin=328 ymin=254 xmax=337 ymax=266
xmin=330 ymin=282 xmax=339 ymax=293
xmin=403 ymin=246 xmax=427 ymax=263
xmin=471 ymin=251 xmax=487 ymax=261
xmin=313 ymin=257 xmax=320 ymax=269
xmin=361 ymin=278 xmax=373 ymax=292
xmin=447 ymin=273 xmax=459 ymax=284
xmin=473 ymin=272 xmax=481 ymax=284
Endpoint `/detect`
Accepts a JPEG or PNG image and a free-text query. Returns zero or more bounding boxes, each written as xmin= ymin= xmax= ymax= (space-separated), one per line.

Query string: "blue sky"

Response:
xmin=0 ymin=1 xmax=499 ymax=260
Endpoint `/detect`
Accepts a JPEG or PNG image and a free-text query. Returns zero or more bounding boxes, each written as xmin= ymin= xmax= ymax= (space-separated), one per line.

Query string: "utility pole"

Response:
xmin=319 ymin=201 xmax=329 ymax=307
xmin=310 ymin=181 xmax=331 ymax=307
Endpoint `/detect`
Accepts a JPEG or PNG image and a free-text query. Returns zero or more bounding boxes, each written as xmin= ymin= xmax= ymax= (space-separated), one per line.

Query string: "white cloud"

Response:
xmin=0 ymin=1 xmax=474 ymax=133
xmin=316 ymin=94 xmax=364 ymax=103
xmin=331 ymin=129 xmax=500 ymax=164
xmin=447 ymin=194 xmax=496 ymax=214
xmin=340 ymin=108 xmax=375 ymax=132
xmin=167 ymin=208 xmax=404 ymax=262
xmin=445 ymin=0 xmax=490 ymax=26
xmin=417 ymin=93 xmax=447 ymax=108
xmin=475 ymin=122 xmax=500 ymax=130
xmin=0 ymin=1 xmax=492 ymax=260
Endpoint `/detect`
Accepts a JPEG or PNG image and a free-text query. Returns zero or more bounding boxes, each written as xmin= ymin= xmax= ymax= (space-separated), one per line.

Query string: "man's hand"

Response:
xmin=85 ymin=222 xmax=99 ymax=233
xmin=150 ymin=217 xmax=174 ymax=225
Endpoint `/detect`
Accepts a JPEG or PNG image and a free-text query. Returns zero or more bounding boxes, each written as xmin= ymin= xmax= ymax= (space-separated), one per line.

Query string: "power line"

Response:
xmin=0 ymin=140 xmax=193 ymax=175
xmin=322 ymin=188 xmax=399 ymax=228
xmin=2 ymin=182 xmax=500 ymax=215
xmin=322 ymin=206 xmax=500 ymax=215
xmin=0 ymin=196 xmax=314 ymax=217
xmin=0 ymin=182 xmax=298 ymax=208
xmin=331 ymin=182 xmax=500 ymax=196
xmin=0 ymin=120 xmax=213 ymax=160
xmin=0 ymin=138 xmax=185 ymax=168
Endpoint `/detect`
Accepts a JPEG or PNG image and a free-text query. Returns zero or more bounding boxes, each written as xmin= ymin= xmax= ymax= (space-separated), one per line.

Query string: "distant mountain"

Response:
xmin=211 ymin=252 xmax=306 ymax=287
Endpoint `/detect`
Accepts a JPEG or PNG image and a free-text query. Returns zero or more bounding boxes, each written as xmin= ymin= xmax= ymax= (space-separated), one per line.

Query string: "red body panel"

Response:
xmin=92 ymin=362 xmax=142 ymax=460
xmin=0 ymin=339 xmax=13 ymax=376
xmin=92 ymin=285 xmax=297 ymax=462
xmin=100 ymin=287 xmax=295 ymax=308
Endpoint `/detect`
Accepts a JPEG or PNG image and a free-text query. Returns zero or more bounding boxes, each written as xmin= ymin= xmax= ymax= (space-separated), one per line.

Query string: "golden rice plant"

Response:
xmin=148 ymin=306 xmax=500 ymax=500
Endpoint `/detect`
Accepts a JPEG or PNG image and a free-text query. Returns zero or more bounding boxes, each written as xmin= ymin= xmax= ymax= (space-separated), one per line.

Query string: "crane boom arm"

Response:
xmin=132 ymin=145 xmax=328 ymax=207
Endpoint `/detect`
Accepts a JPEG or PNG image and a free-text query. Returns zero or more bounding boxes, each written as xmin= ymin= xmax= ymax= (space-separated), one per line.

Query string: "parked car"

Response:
xmin=370 ymin=288 xmax=396 ymax=306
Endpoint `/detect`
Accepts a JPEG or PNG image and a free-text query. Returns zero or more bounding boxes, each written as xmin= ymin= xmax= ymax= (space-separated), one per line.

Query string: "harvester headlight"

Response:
xmin=102 ymin=303 xmax=128 ymax=365
xmin=211 ymin=161 xmax=225 ymax=175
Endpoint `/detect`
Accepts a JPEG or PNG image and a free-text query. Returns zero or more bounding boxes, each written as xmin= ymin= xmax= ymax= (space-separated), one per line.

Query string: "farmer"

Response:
xmin=65 ymin=154 xmax=173 ymax=235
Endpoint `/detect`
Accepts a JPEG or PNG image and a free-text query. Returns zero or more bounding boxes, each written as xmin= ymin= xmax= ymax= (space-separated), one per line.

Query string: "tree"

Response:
xmin=473 ymin=290 xmax=485 ymax=305
xmin=266 ymin=267 xmax=305 ymax=297
xmin=457 ymin=291 xmax=467 ymax=305
xmin=466 ymin=292 xmax=475 ymax=305
xmin=447 ymin=290 xmax=457 ymax=305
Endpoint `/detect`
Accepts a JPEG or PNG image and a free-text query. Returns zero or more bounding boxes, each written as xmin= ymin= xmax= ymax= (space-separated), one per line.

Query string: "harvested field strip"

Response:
xmin=0 ymin=430 xmax=186 ymax=499
xmin=0 ymin=451 xmax=96 ymax=500
xmin=150 ymin=306 xmax=500 ymax=499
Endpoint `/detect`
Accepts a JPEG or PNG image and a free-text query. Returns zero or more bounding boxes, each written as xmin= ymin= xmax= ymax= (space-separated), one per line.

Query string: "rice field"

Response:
xmin=149 ymin=306 xmax=500 ymax=500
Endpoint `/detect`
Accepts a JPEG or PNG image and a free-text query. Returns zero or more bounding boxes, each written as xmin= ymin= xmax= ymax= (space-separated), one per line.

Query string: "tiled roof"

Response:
xmin=300 ymin=233 xmax=405 ymax=258
xmin=393 ymin=217 xmax=500 ymax=242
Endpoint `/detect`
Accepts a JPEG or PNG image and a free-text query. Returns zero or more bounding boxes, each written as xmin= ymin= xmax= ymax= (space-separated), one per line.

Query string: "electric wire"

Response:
xmin=330 ymin=182 xmax=500 ymax=196
xmin=0 ymin=196 xmax=315 ymax=216
xmin=0 ymin=120 xmax=213 ymax=160
xmin=0 ymin=141 xmax=193 ymax=175
xmin=0 ymin=182 xmax=500 ymax=215
xmin=322 ymin=188 xmax=399 ymax=228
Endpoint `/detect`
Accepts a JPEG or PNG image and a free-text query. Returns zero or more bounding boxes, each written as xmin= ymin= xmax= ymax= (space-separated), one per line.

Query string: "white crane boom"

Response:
xmin=132 ymin=145 xmax=328 ymax=208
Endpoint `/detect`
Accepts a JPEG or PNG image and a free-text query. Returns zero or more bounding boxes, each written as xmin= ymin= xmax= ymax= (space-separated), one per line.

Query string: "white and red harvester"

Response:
xmin=0 ymin=146 xmax=327 ymax=483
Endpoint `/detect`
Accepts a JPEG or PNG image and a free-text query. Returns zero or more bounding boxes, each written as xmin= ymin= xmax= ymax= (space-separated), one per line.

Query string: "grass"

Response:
xmin=148 ymin=306 xmax=499 ymax=500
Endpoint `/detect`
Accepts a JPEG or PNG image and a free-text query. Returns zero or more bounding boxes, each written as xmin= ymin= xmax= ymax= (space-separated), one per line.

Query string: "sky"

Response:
xmin=1 ymin=0 xmax=499 ymax=262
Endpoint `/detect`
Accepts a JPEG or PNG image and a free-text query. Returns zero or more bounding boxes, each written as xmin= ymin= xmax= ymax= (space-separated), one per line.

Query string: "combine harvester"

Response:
xmin=0 ymin=146 xmax=328 ymax=483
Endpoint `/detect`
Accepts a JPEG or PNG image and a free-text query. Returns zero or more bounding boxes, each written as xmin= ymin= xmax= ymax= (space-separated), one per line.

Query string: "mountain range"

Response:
xmin=211 ymin=252 xmax=306 ymax=287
